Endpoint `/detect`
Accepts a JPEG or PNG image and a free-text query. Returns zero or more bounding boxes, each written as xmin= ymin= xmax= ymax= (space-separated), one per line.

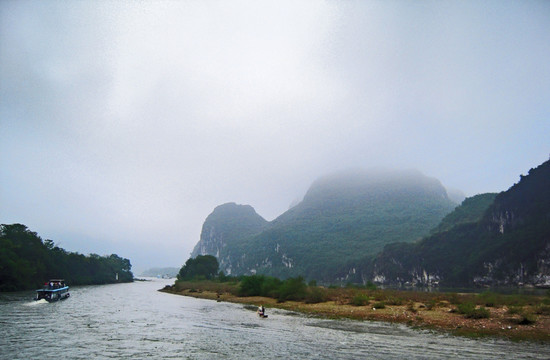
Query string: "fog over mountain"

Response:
xmin=1 ymin=1 xmax=549 ymax=273
xmin=191 ymin=168 xmax=458 ymax=282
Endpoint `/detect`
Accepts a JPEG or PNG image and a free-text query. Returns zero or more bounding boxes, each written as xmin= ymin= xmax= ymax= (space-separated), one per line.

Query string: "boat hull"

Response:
xmin=35 ymin=286 xmax=70 ymax=302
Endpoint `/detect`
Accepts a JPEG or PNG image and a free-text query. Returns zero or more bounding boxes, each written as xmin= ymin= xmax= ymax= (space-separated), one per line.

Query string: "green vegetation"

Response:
xmin=305 ymin=286 xmax=328 ymax=304
xmin=193 ymin=169 xmax=456 ymax=283
xmin=374 ymin=160 xmax=550 ymax=287
xmin=0 ymin=224 xmax=133 ymax=291
xmin=188 ymin=160 xmax=549 ymax=289
xmin=535 ymin=304 xmax=550 ymax=315
xmin=177 ymin=255 xmax=219 ymax=281
xmin=236 ymin=274 xmax=309 ymax=302
xmin=456 ymin=302 xmax=490 ymax=319
xmin=351 ymin=293 xmax=370 ymax=306
xmin=479 ymin=291 xmax=498 ymax=307
xmin=190 ymin=203 xmax=268 ymax=258
xmin=172 ymin=274 xmax=548 ymax=310
xmin=431 ymin=193 xmax=497 ymax=234
xmin=385 ymin=296 xmax=404 ymax=306
xmin=372 ymin=301 xmax=386 ymax=309
xmin=167 ymin=276 xmax=550 ymax=341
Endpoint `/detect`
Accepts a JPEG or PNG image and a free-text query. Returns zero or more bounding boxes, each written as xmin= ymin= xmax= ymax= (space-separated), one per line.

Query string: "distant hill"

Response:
xmin=444 ymin=187 xmax=467 ymax=206
xmin=191 ymin=168 xmax=457 ymax=283
xmin=430 ymin=193 xmax=497 ymax=234
xmin=371 ymin=159 xmax=550 ymax=287
xmin=191 ymin=202 xmax=269 ymax=260
xmin=140 ymin=267 xmax=180 ymax=278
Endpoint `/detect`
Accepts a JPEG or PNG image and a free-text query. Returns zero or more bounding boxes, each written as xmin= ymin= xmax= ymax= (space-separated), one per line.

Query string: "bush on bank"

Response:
xmin=172 ymin=272 xmax=550 ymax=322
xmin=237 ymin=275 xmax=308 ymax=302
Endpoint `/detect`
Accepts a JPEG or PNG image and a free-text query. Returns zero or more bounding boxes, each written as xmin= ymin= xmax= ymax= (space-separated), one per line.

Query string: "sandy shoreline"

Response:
xmin=160 ymin=287 xmax=550 ymax=342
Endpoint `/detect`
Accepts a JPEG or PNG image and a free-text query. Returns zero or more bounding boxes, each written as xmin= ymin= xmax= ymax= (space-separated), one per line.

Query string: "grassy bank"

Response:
xmin=160 ymin=278 xmax=550 ymax=342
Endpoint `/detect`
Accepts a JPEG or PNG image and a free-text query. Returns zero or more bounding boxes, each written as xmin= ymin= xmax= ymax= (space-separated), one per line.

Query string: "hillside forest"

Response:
xmin=191 ymin=160 xmax=550 ymax=287
xmin=0 ymin=223 xmax=133 ymax=291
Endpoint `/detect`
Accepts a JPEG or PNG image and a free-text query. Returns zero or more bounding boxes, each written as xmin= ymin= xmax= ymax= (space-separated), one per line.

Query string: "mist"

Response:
xmin=1 ymin=1 xmax=549 ymax=273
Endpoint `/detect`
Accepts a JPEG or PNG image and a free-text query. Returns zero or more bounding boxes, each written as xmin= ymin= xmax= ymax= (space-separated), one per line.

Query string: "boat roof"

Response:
xmin=37 ymin=286 xmax=69 ymax=292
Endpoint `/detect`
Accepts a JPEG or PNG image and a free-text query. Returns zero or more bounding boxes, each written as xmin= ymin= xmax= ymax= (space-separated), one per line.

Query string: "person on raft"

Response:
xmin=258 ymin=305 xmax=266 ymax=317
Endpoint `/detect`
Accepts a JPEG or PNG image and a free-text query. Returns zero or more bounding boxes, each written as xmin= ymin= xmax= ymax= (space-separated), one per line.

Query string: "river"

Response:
xmin=0 ymin=278 xmax=548 ymax=359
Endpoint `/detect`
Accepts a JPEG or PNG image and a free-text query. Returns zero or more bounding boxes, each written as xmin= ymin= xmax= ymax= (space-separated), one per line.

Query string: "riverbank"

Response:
xmin=161 ymin=284 xmax=550 ymax=342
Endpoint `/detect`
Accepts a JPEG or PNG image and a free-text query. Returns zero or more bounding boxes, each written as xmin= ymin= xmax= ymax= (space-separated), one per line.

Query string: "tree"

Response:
xmin=0 ymin=223 xmax=134 ymax=291
xmin=177 ymin=255 xmax=219 ymax=281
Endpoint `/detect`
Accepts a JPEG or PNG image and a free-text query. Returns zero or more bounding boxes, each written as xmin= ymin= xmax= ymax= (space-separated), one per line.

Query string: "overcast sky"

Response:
xmin=1 ymin=1 xmax=549 ymax=274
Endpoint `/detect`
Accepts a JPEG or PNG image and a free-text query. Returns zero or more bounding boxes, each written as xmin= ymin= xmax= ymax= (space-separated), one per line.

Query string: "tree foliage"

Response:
xmin=237 ymin=274 xmax=308 ymax=302
xmin=177 ymin=255 xmax=219 ymax=281
xmin=0 ymin=224 xmax=133 ymax=292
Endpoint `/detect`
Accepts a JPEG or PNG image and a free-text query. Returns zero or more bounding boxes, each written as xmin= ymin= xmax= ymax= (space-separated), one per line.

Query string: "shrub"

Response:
xmin=506 ymin=294 xmax=531 ymax=307
xmin=350 ymin=294 xmax=370 ymax=306
xmin=217 ymin=271 xmax=237 ymax=283
xmin=278 ymin=277 xmax=307 ymax=302
xmin=305 ymin=287 xmax=327 ymax=304
xmin=479 ymin=292 xmax=498 ymax=307
xmin=457 ymin=302 xmax=490 ymax=319
xmin=448 ymin=293 xmax=462 ymax=305
xmin=470 ymin=307 xmax=490 ymax=319
xmin=177 ymin=255 xmax=219 ymax=281
xmin=386 ymin=296 xmax=403 ymax=306
xmin=238 ymin=275 xmax=265 ymax=297
xmin=261 ymin=276 xmax=283 ymax=298
xmin=426 ymin=299 xmax=437 ymax=310
xmin=372 ymin=301 xmax=386 ymax=309
xmin=365 ymin=281 xmax=377 ymax=290
xmin=534 ymin=304 xmax=550 ymax=315
xmin=457 ymin=302 xmax=475 ymax=314
xmin=505 ymin=305 xmax=537 ymax=324
xmin=517 ymin=313 xmax=537 ymax=325
xmin=507 ymin=306 xmax=523 ymax=315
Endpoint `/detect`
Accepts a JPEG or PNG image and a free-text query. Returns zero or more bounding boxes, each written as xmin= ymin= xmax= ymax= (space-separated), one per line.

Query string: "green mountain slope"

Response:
xmin=192 ymin=169 xmax=457 ymax=282
xmin=190 ymin=202 xmax=269 ymax=270
xmin=372 ymin=159 xmax=550 ymax=287
xmin=431 ymin=193 xmax=497 ymax=234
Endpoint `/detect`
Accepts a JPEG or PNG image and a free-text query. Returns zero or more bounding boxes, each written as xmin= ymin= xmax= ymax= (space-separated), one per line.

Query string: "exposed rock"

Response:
xmin=370 ymin=160 xmax=550 ymax=287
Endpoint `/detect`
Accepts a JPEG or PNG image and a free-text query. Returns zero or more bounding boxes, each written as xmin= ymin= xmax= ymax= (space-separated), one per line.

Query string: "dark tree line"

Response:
xmin=0 ymin=224 xmax=133 ymax=292
xmin=177 ymin=255 xmax=219 ymax=281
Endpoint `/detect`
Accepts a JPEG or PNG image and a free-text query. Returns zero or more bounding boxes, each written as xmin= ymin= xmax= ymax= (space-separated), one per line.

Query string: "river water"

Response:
xmin=0 ymin=278 xmax=548 ymax=359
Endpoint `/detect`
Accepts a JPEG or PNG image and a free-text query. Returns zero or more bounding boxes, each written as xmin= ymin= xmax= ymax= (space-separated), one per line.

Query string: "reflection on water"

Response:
xmin=0 ymin=278 xmax=548 ymax=359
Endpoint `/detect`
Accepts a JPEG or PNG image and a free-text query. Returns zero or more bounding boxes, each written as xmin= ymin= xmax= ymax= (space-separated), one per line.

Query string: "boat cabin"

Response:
xmin=35 ymin=279 xmax=70 ymax=302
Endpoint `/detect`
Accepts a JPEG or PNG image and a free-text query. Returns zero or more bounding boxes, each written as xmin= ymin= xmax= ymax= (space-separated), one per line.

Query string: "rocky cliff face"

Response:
xmin=189 ymin=169 xmax=457 ymax=282
xmin=472 ymin=243 xmax=550 ymax=288
xmin=370 ymin=159 xmax=550 ymax=288
xmin=190 ymin=202 xmax=268 ymax=275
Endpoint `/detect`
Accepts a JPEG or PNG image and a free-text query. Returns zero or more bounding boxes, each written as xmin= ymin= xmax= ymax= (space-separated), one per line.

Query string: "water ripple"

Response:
xmin=1 ymin=279 xmax=549 ymax=359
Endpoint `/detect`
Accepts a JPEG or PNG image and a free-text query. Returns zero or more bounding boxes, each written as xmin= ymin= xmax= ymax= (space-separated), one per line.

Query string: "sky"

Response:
xmin=1 ymin=0 xmax=549 ymax=274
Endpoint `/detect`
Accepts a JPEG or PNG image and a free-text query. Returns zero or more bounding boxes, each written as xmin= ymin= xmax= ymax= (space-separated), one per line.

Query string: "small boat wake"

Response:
xmin=24 ymin=299 xmax=48 ymax=306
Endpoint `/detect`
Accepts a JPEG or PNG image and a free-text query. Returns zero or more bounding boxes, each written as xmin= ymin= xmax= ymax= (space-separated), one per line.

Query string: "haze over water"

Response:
xmin=1 ymin=1 xmax=549 ymax=272
xmin=1 ymin=279 xmax=548 ymax=359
